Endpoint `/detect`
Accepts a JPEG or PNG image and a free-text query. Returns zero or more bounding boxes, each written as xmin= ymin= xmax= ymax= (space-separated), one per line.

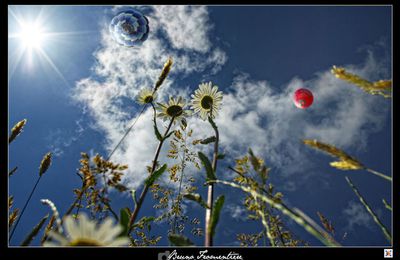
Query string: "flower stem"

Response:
xmin=345 ymin=176 xmax=392 ymax=243
xmin=127 ymin=117 xmax=175 ymax=234
xmin=365 ymin=168 xmax=392 ymax=182
xmin=9 ymin=175 xmax=42 ymax=243
xmin=205 ymin=117 xmax=219 ymax=247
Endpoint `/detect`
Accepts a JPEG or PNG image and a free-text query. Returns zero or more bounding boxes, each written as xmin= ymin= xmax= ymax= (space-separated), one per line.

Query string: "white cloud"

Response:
xmin=225 ymin=204 xmax=248 ymax=222
xmin=46 ymin=119 xmax=86 ymax=157
xmin=342 ymin=200 xmax=372 ymax=230
xmin=154 ymin=6 xmax=212 ymax=53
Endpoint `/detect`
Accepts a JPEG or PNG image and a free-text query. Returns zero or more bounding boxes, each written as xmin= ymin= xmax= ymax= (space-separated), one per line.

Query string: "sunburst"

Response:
xmin=8 ymin=6 xmax=95 ymax=86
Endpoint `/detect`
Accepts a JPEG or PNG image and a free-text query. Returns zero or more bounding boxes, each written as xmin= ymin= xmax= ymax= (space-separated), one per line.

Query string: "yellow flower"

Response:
xmin=136 ymin=88 xmax=157 ymax=105
xmin=191 ymin=82 xmax=223 ymax=120
xmin=157 ymin=96 xmax=190 ymax=121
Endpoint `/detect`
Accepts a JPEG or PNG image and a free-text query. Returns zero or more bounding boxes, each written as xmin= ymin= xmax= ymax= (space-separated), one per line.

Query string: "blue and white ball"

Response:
xmin=109 ymin=9 xmax=149 ymax=47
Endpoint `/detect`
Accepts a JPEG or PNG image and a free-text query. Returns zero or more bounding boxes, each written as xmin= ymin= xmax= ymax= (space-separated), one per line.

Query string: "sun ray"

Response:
xmin=8 ymin=45 xmax=26 ymax=81
xmin=36 ymin=46 xmax=70 ymax=88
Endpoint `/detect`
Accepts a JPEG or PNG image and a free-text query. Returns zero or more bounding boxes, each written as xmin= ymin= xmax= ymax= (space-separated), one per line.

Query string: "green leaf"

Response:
xmin=209 ymin=195 xmax=225 ymax=237
xmin=21 ymin=214 xmax=49 ymax=246
xmin=154 ymin=124 xmax=163 ymax=141
xmin=217 ymin=153 xmax=225 ymax=160
xmin=164 ymin=130 xmax=175 ymax=141
xmin=180 ymin=118 xmax=187 ymax=129
xmin=183 ymin=193 xmax=209 ymax=209
xmin=200 ymin=136 xmax=216 ymax=144
xmin=168 ymin=233 xmax=194 ymax=246
xmin=119 ymin=208 xmax=130 ymax=236
xmin=145 ymin=164 xmax=167 ymax=186
xmin=130 ymin=189 xmax=137 ymax=207
xmin=198 ymin=152 xmax=215 ymax=181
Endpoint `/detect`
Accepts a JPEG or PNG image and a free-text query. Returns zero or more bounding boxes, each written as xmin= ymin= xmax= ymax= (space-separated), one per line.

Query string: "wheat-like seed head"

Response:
xmin=331 ymin=65 xmax=392 ymax=98
xmin=9 ymin=209 xmax=19 ymax=228
xmin=330 ymin=160 xmax=364 ymax=171
xmin=8 ymin=196 xmax=14 ymax=210
xmin=303 ymin=139 xmax=364 ymax=171
xmin=39 ymin=152 xmax=52 ymax=176
xmin=154 ymin=57 xmax=173 ymax=92
xmin=9 ymin=119 xmax=27 ymax=144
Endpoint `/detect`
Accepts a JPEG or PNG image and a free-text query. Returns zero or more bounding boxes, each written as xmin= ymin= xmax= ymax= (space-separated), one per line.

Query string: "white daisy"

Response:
xmin=191 ymin=82 xmax=223 ymax=120
xmin=43 ymin=213 xmax=130 ymax=247
xmin=156 ymin=96 xmax=191 ymax=121
xmin=136 ymin=88 xmax=157 ymax=105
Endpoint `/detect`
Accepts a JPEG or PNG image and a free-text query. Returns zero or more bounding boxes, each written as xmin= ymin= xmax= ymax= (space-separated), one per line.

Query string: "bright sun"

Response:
xmin=8 ymin=6 xmax=86 ymax=86
xmin=19 ymin=22 xmax=46 ymax=49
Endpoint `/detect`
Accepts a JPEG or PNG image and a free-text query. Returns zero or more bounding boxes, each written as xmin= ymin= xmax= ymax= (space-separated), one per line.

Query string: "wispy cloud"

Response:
xmin=46 ymin=119 xmax=85 ymax=157
xmin=225 ymin=204 xmax=248 ymax=222
xmin=342 ymin=200 xmax=373 ymax=231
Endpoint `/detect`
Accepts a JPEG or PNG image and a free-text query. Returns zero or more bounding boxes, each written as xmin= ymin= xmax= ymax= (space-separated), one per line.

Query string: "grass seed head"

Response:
xmin=39 ymin=152 xmax=52 ymax=176
xmin=9 ymin=119 xmax=27 ymax=144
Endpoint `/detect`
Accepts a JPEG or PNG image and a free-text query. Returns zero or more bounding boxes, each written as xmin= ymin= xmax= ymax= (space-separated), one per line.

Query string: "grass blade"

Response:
xmin=21 ymin=214 xmax=49 ymax=246
xmin=382 ymin=199 xmax=392 ymax=212
xmin=198 ymin=152 xmax=216 ymax=181
xmin=119 ymin=208 xmax=130 ymax=236
xmin=183 ymin=193 xmax=209 ymax=209
xmin=145 ymin=164 xmax=167 ymax=186
xmin=345 ymin=176 xmax=391 ymax=243
xmin=209 ymin=195 xmax=225 ymax=237
xmin=200 ymin=136 xmax=216 ymax=144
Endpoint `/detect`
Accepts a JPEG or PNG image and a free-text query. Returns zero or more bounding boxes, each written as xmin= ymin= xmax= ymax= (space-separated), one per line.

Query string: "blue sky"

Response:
xmin=8 ymin=5 xmax=392 ymax=246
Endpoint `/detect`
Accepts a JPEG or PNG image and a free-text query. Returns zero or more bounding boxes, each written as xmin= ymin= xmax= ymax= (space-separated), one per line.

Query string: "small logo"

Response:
xmin=384 ymin=249 xmax=393 ymax=258
xmin=158 ymin=250 xmax=170 ymax=260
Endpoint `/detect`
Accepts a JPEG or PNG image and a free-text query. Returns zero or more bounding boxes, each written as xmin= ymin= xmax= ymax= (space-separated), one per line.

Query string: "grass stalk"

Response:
xmin=9 ymin=175 xmax=42 ymax=242
xmin=365 ymin=168 xmax=392 ymax=182
xmin=345 ymin=176 xmax=392 ymax=243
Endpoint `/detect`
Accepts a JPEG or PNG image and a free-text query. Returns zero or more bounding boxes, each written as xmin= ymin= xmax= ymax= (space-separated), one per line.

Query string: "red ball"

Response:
xmin=293 ymin=88 xmax=313 ymax=109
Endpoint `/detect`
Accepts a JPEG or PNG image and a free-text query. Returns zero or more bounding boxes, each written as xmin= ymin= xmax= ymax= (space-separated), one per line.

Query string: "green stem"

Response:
xmin=205 ymin=116 xmax=219 ymax=247
xmin=382 ymin=199 xmax=392 ymax=212
xmin=365 ymin=168 xmax=391 ymax=182
xmin=127 ymin=117 xmax=175 ymax=235
xmin=9 ymin=175 xmax=42 ymax=242
xmin=345 ymin=176 xmax=392 ymax=243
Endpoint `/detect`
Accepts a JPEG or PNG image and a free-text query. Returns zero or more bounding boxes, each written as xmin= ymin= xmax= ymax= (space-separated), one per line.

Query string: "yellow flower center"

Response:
xmin=144 ymin=95 xmax=154 ymax=103
xmin=166 ymin=105 xmax=183 ymax=117
xmin=201 ymin=95 xmax=213 ymax=110
xmin=69 ymin=238 xmax=103 ymax=246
